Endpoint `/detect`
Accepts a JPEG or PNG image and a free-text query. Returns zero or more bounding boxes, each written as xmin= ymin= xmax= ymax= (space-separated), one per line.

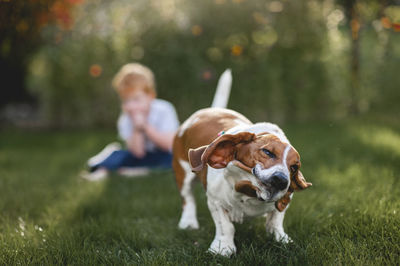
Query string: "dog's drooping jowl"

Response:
xmin=172 ymin=71 xmax=312 ymax=256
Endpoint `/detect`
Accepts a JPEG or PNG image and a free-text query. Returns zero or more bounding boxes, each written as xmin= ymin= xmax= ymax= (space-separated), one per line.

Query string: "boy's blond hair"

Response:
xmin=112 ymin=63 xmax=156 ymax=99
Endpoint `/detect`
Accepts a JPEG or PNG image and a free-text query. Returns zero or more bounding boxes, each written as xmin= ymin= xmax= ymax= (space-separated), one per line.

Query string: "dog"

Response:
xmin=172 ymin=70 xmax=312 ymax=256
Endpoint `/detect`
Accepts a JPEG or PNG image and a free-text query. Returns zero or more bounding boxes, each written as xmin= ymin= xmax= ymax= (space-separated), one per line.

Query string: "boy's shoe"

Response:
xmin=118 ymin=167 xmax=150 ymax=178
xmin=80 ymin=168 xmax=109 ymax=181
xmin=87 ymin=142 xmax=121 ymax=167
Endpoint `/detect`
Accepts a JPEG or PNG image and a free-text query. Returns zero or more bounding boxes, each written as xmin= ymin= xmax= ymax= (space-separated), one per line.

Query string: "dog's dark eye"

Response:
xmin=290 ymin=165 xmax=299 ymax=172
xmin=262 ymin=148 xmax=276 ymax=158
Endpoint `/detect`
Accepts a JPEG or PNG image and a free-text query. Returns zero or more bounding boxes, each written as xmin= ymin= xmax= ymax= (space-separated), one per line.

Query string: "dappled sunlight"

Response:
xmin=312 ymin=163 xmax=396 ymax=209
xmin=289 ymin=122 xmax=400 ymax=223
xmin=350 ymin=125 xmax=400 ymax=158
xmin=316 ymin=163 xmax=397 ymax=196
xmin=316 ymin=164 xmax=365 ymax=189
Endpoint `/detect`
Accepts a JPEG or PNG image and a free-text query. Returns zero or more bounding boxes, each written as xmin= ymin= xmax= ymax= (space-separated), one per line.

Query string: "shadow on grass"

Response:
xmin=49 ymin=170 xmax=223 ymax=264
xmin=0 ymin=129 xmax=120 ymax=220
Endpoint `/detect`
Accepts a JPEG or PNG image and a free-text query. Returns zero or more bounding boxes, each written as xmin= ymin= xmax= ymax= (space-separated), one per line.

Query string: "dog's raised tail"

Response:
xmin=211 ymin=69 xmax=232 ymax=109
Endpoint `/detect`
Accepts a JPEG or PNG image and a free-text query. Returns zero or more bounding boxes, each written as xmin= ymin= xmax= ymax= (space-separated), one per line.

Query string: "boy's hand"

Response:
xmin=132 ymin=112 xmax=147 ymax=130
xmin=121 ymin=90 xmax=153 ymax=132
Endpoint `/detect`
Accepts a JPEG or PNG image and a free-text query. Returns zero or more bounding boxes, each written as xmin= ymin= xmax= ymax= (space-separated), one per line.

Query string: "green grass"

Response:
xmin=1 ymin=120 xmax=399 ymax=265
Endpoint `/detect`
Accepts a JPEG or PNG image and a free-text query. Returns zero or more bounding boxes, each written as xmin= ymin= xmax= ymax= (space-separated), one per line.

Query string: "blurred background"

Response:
xmin=1 ymin=0 xmax=399 ymax=128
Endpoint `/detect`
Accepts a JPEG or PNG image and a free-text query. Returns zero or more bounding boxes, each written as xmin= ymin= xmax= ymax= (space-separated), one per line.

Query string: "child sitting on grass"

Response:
xmin=82 ymin=63 xmax=180 ymax=181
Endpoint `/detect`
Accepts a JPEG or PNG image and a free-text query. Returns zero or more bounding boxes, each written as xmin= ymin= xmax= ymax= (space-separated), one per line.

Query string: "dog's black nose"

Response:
xmin=270 ymin=172 xmax=289 ymax=190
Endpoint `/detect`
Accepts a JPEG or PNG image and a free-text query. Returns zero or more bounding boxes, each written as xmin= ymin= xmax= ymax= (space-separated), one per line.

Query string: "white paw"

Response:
xmin=274 ymin=231 xmax=293 ymax=244
xmin=178 ymin=216 xmax=199 ymax=230
xmin=208 ymin=239 xmax=236 ymax=257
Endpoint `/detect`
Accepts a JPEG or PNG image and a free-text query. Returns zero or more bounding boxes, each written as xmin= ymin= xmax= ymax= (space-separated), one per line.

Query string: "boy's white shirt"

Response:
xmin=117 ymin=99 xmax=180 ymax=152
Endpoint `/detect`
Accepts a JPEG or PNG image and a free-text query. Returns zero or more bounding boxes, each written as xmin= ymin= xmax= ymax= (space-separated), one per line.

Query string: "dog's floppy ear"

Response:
xmin=290 ymin=170 xmax=312 ymax=191
xmin=275 ymin=171 xmax=312 ymax=212
xmin=275 ymin=190 xmax=292 ymax=212
xmin=188 ymin=145 xmax=208 ymax=172
xmin=188 ymin=132 xmax=256 ymax=172
xmin=234 ymin=180 xmax=259 ymax=198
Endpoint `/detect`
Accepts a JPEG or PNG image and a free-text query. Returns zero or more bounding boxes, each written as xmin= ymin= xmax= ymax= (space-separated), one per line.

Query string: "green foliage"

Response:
xmin=0 ymin=0 xmax=83 ymax=106
xmin=0 ymin=119 xmax=399 ymax=264
xmin=26 ymin=0 xmax=400 ymax=127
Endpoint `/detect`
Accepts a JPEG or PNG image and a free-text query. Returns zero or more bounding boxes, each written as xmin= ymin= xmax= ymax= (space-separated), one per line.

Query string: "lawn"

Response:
xmin=0 ymin=119 xmax=399 ymax=265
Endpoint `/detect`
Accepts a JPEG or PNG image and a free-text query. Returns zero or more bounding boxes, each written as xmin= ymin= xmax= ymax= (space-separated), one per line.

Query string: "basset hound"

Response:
xmin=172 ymin=107 xmax=312 ymax=256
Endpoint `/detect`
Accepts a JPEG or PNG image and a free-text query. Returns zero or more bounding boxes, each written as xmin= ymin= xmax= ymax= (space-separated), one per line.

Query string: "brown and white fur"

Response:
xmin=172 ymin=70 xmax=311 ymax=256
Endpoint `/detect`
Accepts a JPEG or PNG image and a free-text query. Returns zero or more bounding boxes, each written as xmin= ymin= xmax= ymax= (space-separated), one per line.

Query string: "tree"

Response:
xmin=0 ymin=0 xmax=82 ymax=106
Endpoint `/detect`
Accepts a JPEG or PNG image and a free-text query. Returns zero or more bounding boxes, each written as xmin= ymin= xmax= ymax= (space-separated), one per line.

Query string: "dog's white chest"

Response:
xmin=206 ymin=166 xmax=276 ymax=223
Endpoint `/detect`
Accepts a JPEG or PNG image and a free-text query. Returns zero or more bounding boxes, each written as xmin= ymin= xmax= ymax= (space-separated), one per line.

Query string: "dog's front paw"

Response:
xmin=275 ymin=232 xmax=292 ymax=244
xmin=266 ymin=224 xmax=293 ymax=244
xmin=208 ymin=239 xmax=236 ymax=257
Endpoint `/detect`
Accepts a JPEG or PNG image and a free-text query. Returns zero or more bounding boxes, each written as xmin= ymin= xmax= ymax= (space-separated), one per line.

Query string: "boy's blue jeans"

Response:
xmin=91 ymin=149 xmax=172 ymax=172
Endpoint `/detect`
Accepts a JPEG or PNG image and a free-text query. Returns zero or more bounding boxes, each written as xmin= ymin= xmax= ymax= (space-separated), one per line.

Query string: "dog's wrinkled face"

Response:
xmin=234 ymin=134 xmax=301 ymax=200
xmin=189 ymin=132 xmax=311 ymax=206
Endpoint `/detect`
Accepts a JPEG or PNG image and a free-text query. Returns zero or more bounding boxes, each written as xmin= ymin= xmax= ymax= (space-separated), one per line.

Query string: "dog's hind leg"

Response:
xmin=265 ymin=209 xmax=292 ymax=243
xmin=174 ymin=159 xmax=199 ymax=229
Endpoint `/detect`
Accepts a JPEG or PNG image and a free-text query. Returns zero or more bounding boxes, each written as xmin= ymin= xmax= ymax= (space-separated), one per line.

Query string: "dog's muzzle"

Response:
xmin=252 ymin=164 xmax=289 ymax=191
xmin=269 ymin=172 xmax=288 ymax=190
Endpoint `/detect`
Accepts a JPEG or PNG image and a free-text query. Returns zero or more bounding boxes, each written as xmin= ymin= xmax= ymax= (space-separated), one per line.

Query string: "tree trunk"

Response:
xmin=349 ymin=1 xmax=360 ymax=114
